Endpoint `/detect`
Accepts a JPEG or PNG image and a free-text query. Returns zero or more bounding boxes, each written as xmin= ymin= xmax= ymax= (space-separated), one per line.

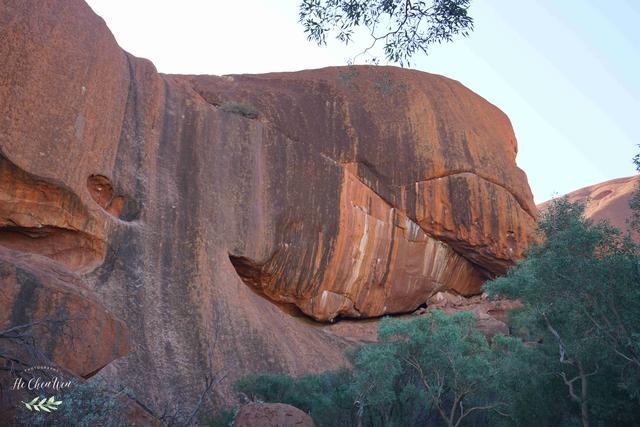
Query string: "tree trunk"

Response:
xmin=580 ymin=402 xmax=590 ymax=427
xmin=579 ymin=363 xmax=590 ymax=427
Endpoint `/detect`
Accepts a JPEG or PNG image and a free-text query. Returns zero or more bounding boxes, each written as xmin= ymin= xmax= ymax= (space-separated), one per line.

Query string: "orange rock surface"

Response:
xmin=538 ymin=176 xmax=639 ymax=239
xmin=0 ymin=0 xmax=536 ymax=410
xmin=0 ymin=156 xmax=108 ymax=272
xmin=0 ymin=246 xmax=128 ymax=378
xmin=190 ymin=66 xmax=537 ymax=321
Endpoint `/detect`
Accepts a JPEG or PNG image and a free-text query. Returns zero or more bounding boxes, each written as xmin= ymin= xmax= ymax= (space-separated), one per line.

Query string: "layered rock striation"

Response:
xmin=0 ymin=0 xmax=536 ymax=408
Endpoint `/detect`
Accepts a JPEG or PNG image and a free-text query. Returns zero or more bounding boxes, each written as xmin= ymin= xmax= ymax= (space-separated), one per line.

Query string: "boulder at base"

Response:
xmin=234 ymin=403 xmax=315 ymax=427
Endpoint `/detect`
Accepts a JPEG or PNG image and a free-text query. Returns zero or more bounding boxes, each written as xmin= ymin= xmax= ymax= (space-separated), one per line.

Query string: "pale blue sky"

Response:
xmin=87 ymin=0 xmax=639 ymax=203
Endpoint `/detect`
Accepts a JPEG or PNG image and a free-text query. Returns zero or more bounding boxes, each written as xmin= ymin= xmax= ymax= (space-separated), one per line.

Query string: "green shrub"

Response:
xmin=235 ymin=312 xmax=503 ymax=427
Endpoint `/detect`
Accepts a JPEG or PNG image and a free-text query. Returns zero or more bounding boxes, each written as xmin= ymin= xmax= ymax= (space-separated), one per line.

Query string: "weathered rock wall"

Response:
xmin=0 ymin=0 xmax=536 ymax=410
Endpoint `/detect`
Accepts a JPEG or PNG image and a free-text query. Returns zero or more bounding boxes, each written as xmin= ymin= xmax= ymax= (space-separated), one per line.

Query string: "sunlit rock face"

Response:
xmin=0 ymin=0 xmax=536 ymax=407
xmin=187 ymin=67 xmax=537 ymax=321
xmin=539 ymin=176 xmax=640 ymax=241
xmin=230 ymin=163 xmax=488 ymax=322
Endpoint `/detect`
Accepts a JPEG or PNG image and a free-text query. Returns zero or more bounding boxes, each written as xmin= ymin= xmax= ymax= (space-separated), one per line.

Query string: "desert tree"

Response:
xmin=369 ymin=311 xmax=507 ymax=427
xmin=486 ymin=198 xmax=640 ymax=427
xmin=299 ymin=0 xmax=474 ymax=65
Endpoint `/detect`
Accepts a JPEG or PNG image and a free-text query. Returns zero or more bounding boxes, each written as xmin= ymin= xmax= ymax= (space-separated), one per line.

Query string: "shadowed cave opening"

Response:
xmin=229 ymin=253 xmax=448 ymax=324
xmin=228 ymin=254 xmax=311 ymax=320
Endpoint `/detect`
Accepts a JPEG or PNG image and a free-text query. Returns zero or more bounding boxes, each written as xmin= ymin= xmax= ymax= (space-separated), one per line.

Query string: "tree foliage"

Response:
xmin=299 ymin=0 xmax=474 ymax=65
xmin=237 ymin=312 xmax=505 ymax=427
xmin=630 ymin=148 xmax=640 ymax=233
xmin=486 ymin=198 xmax=640 ymax=426
xmin=372 ymin=312 xmax=505 ymax=427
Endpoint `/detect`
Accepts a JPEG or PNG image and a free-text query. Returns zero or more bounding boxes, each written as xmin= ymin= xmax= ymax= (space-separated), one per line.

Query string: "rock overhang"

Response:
xmin=184 ymin=66 xmax=537 ymax=321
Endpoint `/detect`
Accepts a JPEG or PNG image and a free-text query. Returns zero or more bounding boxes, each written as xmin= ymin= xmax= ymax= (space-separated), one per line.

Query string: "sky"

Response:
xmin=85 ymin=0 xmax=639 ymax=203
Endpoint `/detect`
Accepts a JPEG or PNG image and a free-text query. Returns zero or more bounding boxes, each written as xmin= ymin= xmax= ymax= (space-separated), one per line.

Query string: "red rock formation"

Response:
xmin=233 ymin=163 xmax=488 ymax=321
xmin=0 ymin=0 xmax=536 ymax=413
xmin=189 ymin=67 xmax=536 ymax=320
xmin=0 ymin=156 xmax=108 ymax=272
xmin=538 ymin=176 xmax=639 ymax=240
xmin=234 ymin=403 xmax=315 ymax=427
xmin=0 ymin=245 xmax=130 ymax=421
xmin=0 ymin=246 xmax=128 ymax=378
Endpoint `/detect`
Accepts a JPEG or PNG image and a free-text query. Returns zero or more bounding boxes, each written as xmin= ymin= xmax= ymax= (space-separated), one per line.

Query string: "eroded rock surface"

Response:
xmin=185 ymin=64 xmax=536 ymax=321
xmin=0 ymin=246 xmax=128 ymax=378
xmin=0 ymin=155 xmax=108 ymax=272
xmin=0 ymin=0 xmax=536 ymax=410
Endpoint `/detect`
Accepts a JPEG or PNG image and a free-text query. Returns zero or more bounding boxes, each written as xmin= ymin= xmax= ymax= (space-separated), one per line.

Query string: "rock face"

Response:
xmin=0 ymin=0 xmax=536 ymax=412
xmin=0 ymin=155 xmax=109 ymax=272
xmin=538 ymin=176 xmax=639 ymax=239
xmin=185 ymin=64 xmax=537 ymax=321
xmin=0 ymin=246 xmax=129 ymax=378
xmin=234 ymin=403 xmax=315 ymax=427
xmin=0 ymin=245 xmax=129 ymax=422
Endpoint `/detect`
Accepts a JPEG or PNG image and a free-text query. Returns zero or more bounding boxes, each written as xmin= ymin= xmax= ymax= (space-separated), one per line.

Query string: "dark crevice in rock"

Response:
xmin=0 ymin=225 xmax=106 ymax=273
xmin=228 ymin=254 xmax=263 ymax=289
xmin=396 ymin=170 xmax=537 ymax=220
xmin=228 ymin=254 xmax=310 ymax=320
xmin=87 ymin=174 xmax=140 ymax=221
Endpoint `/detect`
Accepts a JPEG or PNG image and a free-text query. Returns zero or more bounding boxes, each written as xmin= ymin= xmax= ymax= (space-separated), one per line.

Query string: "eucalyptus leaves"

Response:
xmin=22 ymin=396 xmax=62 ymax=412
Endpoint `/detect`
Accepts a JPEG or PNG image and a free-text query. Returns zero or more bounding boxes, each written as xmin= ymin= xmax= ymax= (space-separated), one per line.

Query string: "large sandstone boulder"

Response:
xmin=0 ymin=245 xmax=129 ymax=422
xmin=0 ymin=247 xmax=128 ymax=378
xmin=0 ymin=0 xmax=536 ymax=411
xmin=187 ymin=68 xmax=537 ymax=313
